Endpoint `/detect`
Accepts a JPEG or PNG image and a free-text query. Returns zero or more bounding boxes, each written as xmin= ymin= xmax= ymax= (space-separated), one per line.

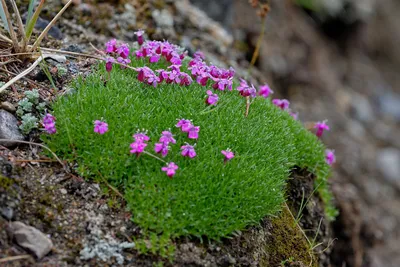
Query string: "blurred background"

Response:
xmin=22 ymin=0 xmax=400 ymax=266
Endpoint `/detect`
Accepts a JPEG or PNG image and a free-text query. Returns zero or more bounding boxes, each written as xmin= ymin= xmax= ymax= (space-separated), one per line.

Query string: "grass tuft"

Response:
xmin=42 ymin=58 xmax=334 ymax=240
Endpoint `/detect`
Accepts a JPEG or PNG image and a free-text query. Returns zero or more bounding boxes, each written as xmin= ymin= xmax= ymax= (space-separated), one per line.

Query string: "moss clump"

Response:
xmin=0 ymin=175 xmax=14 ymax=190
xmin=262 ymin=208 xmax=317 ymax=267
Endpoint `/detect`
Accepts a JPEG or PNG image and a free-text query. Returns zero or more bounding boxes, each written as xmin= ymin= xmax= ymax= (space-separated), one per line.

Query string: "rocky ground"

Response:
xmin=1 ymin=0 xmax=400 ymax=266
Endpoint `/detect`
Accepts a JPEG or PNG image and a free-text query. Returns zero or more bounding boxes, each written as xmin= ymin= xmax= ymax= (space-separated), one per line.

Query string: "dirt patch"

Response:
xmin=0 ymin=151 xmax=330 ymax=266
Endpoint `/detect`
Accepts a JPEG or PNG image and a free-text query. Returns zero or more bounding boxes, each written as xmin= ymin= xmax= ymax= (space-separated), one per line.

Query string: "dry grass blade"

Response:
xmin=0 ymin=139 xmax=68 ymax=171
xmin=25 ymin=0 xmax=44 ymax=40
xmin=31 ymin=0 xmax=73 ymax=51
xmin=10 ymin=0 xmax=27 ymax=46
xmin=0 ymin=0 xmax=19 ymax=49
xmin=0 ymin=32 xmax=12 ymax=43
xmin=0 ymin=254 xmax=33 ymax=263
xmin=0 ymin=53 xmax=48 ymax=93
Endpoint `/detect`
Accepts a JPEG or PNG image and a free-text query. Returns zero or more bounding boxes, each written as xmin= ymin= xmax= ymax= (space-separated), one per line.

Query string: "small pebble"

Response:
xmin=60 ymin=188 xmax=68 ymax=195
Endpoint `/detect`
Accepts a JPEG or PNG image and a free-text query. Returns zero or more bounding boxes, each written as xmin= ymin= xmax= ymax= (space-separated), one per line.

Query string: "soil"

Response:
xmin=1 ymin=0 xmax=400 ymax=266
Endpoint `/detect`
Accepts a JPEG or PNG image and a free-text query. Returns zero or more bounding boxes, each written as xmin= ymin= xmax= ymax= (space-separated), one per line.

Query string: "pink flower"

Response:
xmin=325 ymin=149 xmax=336 ymax=166
xmin=105 ymin=39 xmax=117 ymax=53
xmin=94 ymin=120 xmax=108 ymax=135
xmin=43 ymin=113 xmax=56 ymax=134
xmin=221 ymin=149 xmax=234 ymax=162
xmin=259 ymin=84 xmax=273 ymax=98
xmin=161 ymin=162 xmax=179 ymax=178
xmin=206 ymin=90 xmax=218 ymax=106
xmin=181 ymin=144 xmax=196 ymax=158
xmin=159 ymin=130 xmax=176 ymax=144
xmin=176 ymin=119 xmax=192 ymax=133
xmin=130 ymin=141 xmax=147 ymax=156
xmin=117 ymin=57 xmax=131 ymax=69
xmin=154 ymin=142 xmax=169 ymax=157
xmin=188 ymin=126 xmax=200 ymax=139
xmin=314 ymin=120 xmax=330 ymax=137
xmin=149 ymin=54 xmax=160 ymax=63
xmin=237 ymin=79 xmax=256 ymax=97
xmin=133 ymin=132 xmax=150 ymax=142
xmin=272 ymin=99 xmax=290 ymax=110
xmin=135 ymin=30 xmax=145 ymax=45
xmin=289 ymin=111 xmax=298 ymax=120
xmin=117 ymin=43 xmax=130 ymax=59
xmin=105 ymin=57 xmax=115 ymax=73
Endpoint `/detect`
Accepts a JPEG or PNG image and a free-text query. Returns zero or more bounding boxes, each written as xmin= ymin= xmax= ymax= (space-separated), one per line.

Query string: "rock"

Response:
xmin=0 ymin=101 xmax=16 ymax=113
xmin=1 ymin=206 xmax=13 ymax=220
xmin=8 ymin=221 xmax=53 ymax=259
xmin=351 ymin=94 xmax=374 ymax=122
xmin=152 ymin=9 xmax=174 ymax=28
xmin=189 ymin=0 xmax=233 ymax=30
xmin=378 ymin=92 xmax=400 ymax=121
xmin=60 ymin=188 xmax=67 ymax=195
xmin=34 ymin=17 xmax=63 ymax=40
xmin=0 ymin=110 xmax=24 ymax=147
xmin=376 ymin=148 xmax=400 ymax=187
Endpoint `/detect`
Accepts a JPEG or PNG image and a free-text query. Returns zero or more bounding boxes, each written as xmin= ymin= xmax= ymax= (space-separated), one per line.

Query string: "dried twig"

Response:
xmin=0 ymin=53 xmax=49 ymax=93
xmin=0 ymin=139 xmax=68 ymax=171
xmin=0 ymin=254 xmax=33 ymax=263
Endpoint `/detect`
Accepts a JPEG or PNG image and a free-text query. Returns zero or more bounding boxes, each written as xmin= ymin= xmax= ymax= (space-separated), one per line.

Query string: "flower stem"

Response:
xmin=143 ymin=151 xmax=167 ymax=163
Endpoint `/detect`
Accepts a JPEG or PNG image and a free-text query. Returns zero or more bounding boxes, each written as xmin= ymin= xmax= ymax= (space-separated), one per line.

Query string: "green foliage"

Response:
xmin=25 ymin=89 xmax=40 ymax=104
xmin=16 ymin=89 xmax=47 ymax=135
xmin=42 ymin=59 xmax=333 ymax=240
xmin=134 ymin=232 xmax=175 ymax=260
xmin=19 ymin=113 xmax=38 ymax=134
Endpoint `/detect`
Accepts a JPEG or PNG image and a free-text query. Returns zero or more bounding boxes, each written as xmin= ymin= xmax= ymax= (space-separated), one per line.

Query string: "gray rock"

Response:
xmin=152 ymin=9 xmax=174 ymax=28
xmin=0 ymin=110 xmax=24 ymax=147
xmin=189 ymin=0 xmax=233 ymax=30
xmin=376 ymin=148 xmax=400 ymax=186
xmin=1 ymin=206 xmax=13 ymax=220
xmin=351 ymin=94 xmax=374 ymax=122
xmin=379 ymin=92 xmax=400 ymax=121
xmin=0 ymin=101 xmax=16 ymax=113
xmin=8 ymin=221 xmax=53 ymax=259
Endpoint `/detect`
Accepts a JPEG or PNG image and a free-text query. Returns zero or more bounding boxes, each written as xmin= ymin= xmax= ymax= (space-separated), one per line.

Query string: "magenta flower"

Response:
xmin=314 ymin=120 xmax=330 ymax=137
xmin=43 ymin=113 xmax=55 ymax=125
xmin=289 ymin=111 xmax=298 ymax=120
xmin=188 ymin=126 xmax=200 ymax=139
xmin=135 ymin=30 xmax=145 ymax=45
xmin=105 ymin=57 xmax=115 ymax=73
xmin=154 ymin=142 xmax=169 ymax=157
xmin=43 ymin=114 xmax=56 ymax=134
xmin=259 ymin=84 xmax=273 ymax=98
xmin=117 ymin=43 xmax=130 ymax=59
xmin=149 ymin=54 xmax=160 ymax=63
xmin=206 ymin=90 xmax=219 ymax=106
xmin=159 ymin=130 xmax=176 ymax=144
xmin=237 ymin=79 xmax=257 ymax=97
xmin=117 ymin=57 xmax=131 ymax=69
xmin=161 ymin=162 xmax=179 ymax=178
xmin=272 ymin=99 xmax=290 ymax=110
xmin=130 ymin=141 xmax=147 ymax=156
xmin=94 ymin=120 xmax=108 ymax=135
xmin=105 ymin=39 xmax=117 ymax=53
xmin=325 ymin=149 xmax=336 ymax=166
xmin=221 ymin=149 xmax=234 ymax=162
xmin=181 ymin=144 xmax=196 ymax=158
xmin=133 ymin=132 xmax=150 ymax=142
xmin=176 ymin=119 xmax=193 ymax=133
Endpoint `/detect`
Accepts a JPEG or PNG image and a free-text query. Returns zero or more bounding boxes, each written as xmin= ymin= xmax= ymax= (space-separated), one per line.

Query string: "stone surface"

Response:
xmin=0 ymin=110 xmax=24 ymax=147
xmin=0 ymin=101 xmax=16 ymax=113
xmin=351 ymin=94 xmax=374 ymax=122
xmin=1 ymin=206 xmax=14 ymax=220
xmin=376 ymin=148 xmax=400 ymax=186
xmin=8 ymin=221 xmax=53 ymax=259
